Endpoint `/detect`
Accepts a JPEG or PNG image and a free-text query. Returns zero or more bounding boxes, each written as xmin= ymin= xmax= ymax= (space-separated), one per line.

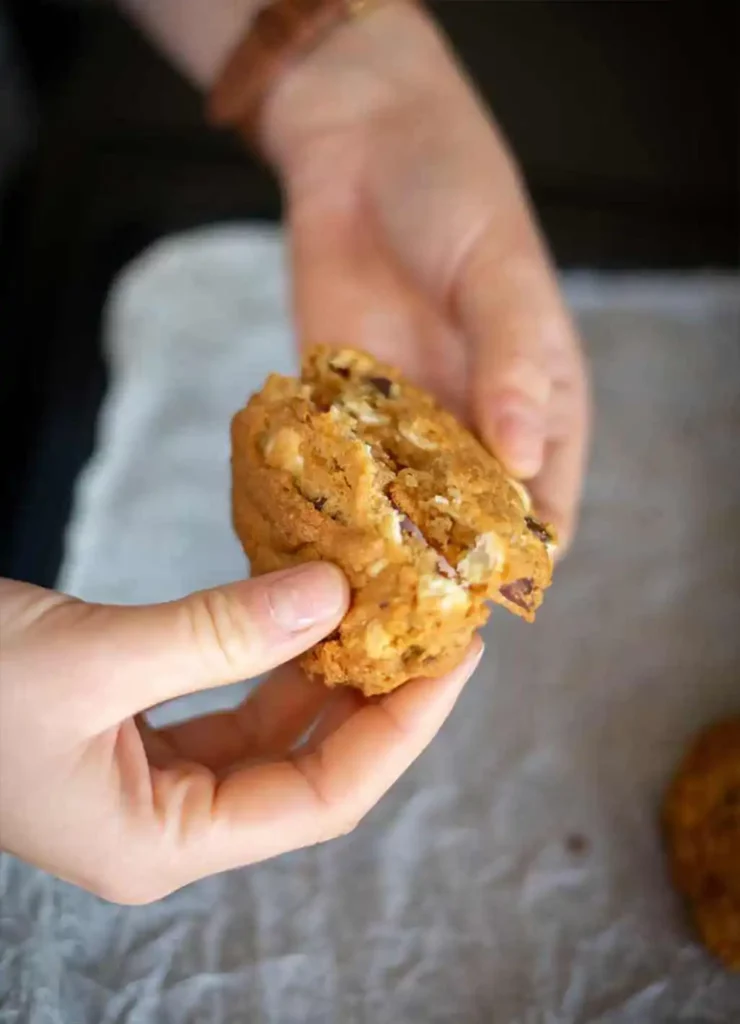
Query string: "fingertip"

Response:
xmin=266 ymin=561 xmax=350 ymax=634
xmin=312 ymin=561 xmax=352 ymax=614
xmin=446 ymin=635 xmax=485 ymax=686
xmin=535 ymin=503 xmax=574 ymax=561
xmin=484 ymin=404 xmax=545 ymax=479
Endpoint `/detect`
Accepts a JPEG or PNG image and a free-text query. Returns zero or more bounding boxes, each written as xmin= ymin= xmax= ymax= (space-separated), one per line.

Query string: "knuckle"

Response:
xmin=294 ymin=753 xmax=365 ymax=843
xmin=502 ymin=367 xmax=551 ymax=407
xmin=185 ymin=588 xmax=257 ymax=678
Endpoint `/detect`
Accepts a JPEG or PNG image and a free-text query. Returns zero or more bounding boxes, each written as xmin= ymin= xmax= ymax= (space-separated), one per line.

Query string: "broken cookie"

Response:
xmin=231 ymin=345 xmax=556 ymax=695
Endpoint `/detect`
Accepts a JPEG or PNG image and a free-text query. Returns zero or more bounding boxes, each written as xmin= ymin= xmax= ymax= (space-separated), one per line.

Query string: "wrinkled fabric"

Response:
xmin=2 ymin=227 xmax=739 ymax=1023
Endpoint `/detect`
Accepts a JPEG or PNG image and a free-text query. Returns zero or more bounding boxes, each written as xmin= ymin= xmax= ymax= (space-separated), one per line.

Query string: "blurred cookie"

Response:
xmin=663 ymin=717 xmax=740 ymax=971
xmin=231 ymin=345 xmax=556 ymax=695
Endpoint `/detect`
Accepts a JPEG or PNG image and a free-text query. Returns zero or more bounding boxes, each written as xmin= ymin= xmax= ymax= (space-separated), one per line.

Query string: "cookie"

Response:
xmin=231 ymin=346 xmax=556 ymax=695
xmin=663 ymin=717 xmax=740 ymax=971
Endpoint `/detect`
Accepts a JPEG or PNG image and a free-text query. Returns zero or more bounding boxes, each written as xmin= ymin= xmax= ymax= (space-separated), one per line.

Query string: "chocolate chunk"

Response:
xmin=499 ymin=577 xmax=535 ymax=610
xmin=389 ymin=497 xmax=459 ymax=582
xmin=311 ymin=497 xmax=327 ymax=512
xmin=525 ymin=516 xmax=552 ymax=544
xmin=329 ymin=363 xmax=350 ymax=378
xmin=368 ymin=376 xmax=393 ymax=398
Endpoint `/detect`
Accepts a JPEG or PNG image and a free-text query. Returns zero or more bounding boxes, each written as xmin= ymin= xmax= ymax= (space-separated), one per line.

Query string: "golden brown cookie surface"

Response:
xmin=231 ymin=346 xmax=556 ymax=694
xmin=663 ymin=717 xmax=740 ymax=971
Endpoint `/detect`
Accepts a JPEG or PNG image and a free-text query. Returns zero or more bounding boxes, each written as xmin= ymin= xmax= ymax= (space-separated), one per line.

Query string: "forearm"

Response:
xmin=116 ymin=0 xmax=261 ymax=88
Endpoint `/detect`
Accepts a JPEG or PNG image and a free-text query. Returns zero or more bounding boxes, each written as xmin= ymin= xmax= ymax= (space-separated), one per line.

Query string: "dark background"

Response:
xmin=0 ymin=0 xmax=737 ymax=587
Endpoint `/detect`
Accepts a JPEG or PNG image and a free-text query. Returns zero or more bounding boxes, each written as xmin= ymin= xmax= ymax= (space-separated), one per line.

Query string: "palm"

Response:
xmin=288 ymin=149 xmax=470 ymax=421
xmin=139 ymin=663 xmax=360 ymax=775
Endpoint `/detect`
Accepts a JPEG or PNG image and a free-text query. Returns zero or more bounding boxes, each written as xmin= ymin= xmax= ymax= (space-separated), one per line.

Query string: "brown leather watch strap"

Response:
xmin=208 ymin=0 xmax=404 ymax=141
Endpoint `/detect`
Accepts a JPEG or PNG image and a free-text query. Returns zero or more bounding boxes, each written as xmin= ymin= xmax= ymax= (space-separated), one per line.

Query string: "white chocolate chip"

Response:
xmin=368 ymin=559 xmax=389 ymax=577
xmin=436 ymin=487 xmax=465 ymax=521
xmin=508 ymin=477 xmax=533 ymax=513
xmin=338 ymin=398 xmax=390 ymax=426
xmin=263 ymin=427 xmax=304 ymax=475
xmin=365 ymin=621 xmax=395 ymax=659
xmin=398 ymin=421 xmax=438 ymax=451
xmin=380 ymin=509 xmax=403 ymax=545
xmin=457 ymin=533 xmax=506 ymax=584
xmin=328 ymin=350 xmax=355 ymax=370
xmin=329 ymin=349 xmax=374 ymax=374
xmin=417 ymin=575 xmax=470 ymax=613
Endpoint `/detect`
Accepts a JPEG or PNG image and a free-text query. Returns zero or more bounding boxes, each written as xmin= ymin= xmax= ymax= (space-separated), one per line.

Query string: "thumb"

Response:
xmin=5 ymin=565 xmax=349 ymax=731
xmin=96 ymin=563 xmax=349 ymax=727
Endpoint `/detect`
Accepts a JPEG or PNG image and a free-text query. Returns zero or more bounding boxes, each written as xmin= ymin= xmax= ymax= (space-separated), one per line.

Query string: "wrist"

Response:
xmin=244 ymin=1 xmax=455 ymax=172
xmin=118 ymin=0 xmax=263 ymax=88
xmin=264 ymin=1 xmax=448 ymax=163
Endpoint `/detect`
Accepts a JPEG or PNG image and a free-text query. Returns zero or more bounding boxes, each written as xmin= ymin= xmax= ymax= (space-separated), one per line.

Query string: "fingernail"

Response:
xmin=493 ymin=406 xmax=544 ymax=477
xmin=267 ymin=563 xmax=347 ymax=633
xmin=460 ymin=640 xmax=485 ymax=681
xmin=442 ymin=640 xmax=486 ymax=695
xmin=471 ymin=641 xmax=485 ymax=672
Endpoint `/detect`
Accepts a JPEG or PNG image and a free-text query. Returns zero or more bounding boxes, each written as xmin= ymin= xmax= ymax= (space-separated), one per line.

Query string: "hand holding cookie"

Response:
xmin=0 ymin=574 xmax=481 ymax=901
xmin=261 ymin=1 xmax=590 ymax=549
